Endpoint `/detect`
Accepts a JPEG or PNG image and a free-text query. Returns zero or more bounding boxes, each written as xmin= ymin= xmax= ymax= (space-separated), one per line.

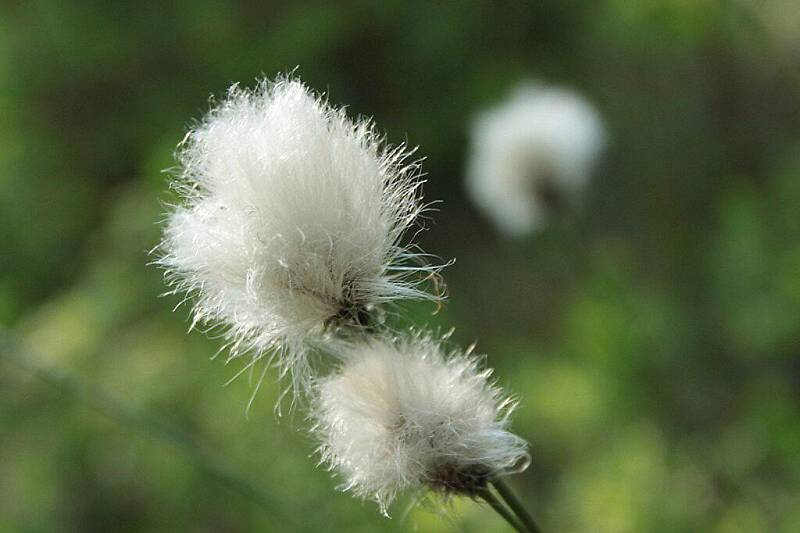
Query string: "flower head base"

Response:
xmin=157 ymin=77 xmax=442 ymax=395
xmin=467 ymin=83 xmax=607 ymax=236
xmin=312 ymin=334 xmax=529 ymax=514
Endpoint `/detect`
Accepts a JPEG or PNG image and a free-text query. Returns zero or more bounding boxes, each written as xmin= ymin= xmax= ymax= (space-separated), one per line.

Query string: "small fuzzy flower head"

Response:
xmin=467 ymin=82 xmax=607 ymax=236
xmin=157 ymin=76 xmax=441 ymax=395
xmin=312 ymin=334 xmax=529 ymax=514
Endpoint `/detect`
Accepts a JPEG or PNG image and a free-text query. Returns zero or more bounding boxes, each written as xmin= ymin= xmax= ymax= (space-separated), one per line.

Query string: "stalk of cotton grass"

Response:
xmin=157 ymin=74 xmax=541 ymax=531
xmin=311 ymin=334 xmax=530 ymax=514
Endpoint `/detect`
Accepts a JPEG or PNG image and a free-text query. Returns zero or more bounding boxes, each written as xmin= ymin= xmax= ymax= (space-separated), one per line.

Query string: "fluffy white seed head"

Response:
xmin=312 ymin=334 xmax=529 ymax=514
xmin=467 ymin=83 xmax=607 ymax=236
xmin=157 ymin=76 xmax=441 ymax=395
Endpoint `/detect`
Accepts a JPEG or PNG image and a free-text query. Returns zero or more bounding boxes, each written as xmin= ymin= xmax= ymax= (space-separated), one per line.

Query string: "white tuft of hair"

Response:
xmin=466 ymin=83 xmax=607 ymax=236
xmin=312 ymin=333 xmax=529 ymax=515
xmin=157 ymin=76 xmax=442 ymax=399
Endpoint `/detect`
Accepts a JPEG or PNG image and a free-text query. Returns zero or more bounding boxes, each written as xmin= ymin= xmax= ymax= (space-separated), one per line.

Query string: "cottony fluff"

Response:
xmin=158 ymin=77 xmax=439 ymax=394
xmin=312 ymin=334 xmax=528 ymax=514
xmin=467 ymin=83 xmax=607 ymax=236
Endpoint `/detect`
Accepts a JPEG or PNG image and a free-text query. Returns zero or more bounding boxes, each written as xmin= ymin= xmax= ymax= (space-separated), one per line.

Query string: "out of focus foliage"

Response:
xmin=1 ymin=1 xmax=799 ymax=532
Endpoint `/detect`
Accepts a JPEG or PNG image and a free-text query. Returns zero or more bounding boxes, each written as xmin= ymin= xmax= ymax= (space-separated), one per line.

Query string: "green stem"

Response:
xmin=0 ymin=329 xmax=296 ymax=527
xmin=478 ymin=487 xmax=526 ymax=533
xmin=491 ymin=478 xmax=542 ymax=533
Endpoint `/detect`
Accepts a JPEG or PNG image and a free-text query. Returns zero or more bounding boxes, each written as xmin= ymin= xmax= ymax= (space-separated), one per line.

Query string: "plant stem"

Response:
xmin=0 ymin=328 xmax=296 ymax=527
xmin=478 ymin=487 xmax=526 ymax=532
xmin=491 ymin=478 xmax=542 ymax=533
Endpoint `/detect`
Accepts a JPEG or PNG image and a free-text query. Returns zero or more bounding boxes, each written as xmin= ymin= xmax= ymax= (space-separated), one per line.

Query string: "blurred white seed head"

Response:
xmin=157 ymin=76 xmax=441 ymax=396
xmin=312 ymin=333 xmax=529 ymax=514
xmin=467 ymin=83 xmax=607 ymax=236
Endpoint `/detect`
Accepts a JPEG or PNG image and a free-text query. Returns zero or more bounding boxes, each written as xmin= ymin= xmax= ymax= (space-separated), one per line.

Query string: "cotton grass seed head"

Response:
xmin=467 ymin=82 xmax=607 ymax=236
xmin=312 ymin=333 xmax=529 ymax=514
xmin=157 ymin=76 xmax=442 ymax=395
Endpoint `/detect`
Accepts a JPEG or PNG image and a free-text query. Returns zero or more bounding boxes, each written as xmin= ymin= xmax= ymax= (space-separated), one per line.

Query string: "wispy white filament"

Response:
xmin=467 ymin=83 xmax=607 ymax=236
xmin=157 ymin=76 xmax=440 ymax=396
xmin=312 ymin=334 xmax=529 ymax=514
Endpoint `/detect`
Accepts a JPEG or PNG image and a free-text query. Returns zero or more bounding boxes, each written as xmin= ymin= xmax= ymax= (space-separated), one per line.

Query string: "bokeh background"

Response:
xmin=2 ymin=1 xmax=799 ymax=531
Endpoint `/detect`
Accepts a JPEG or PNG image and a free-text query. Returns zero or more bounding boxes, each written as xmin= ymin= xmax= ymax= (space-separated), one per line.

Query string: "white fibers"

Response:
xmin=467 ymin=83 xmax=607 ymax=236
xmin=158 ymin=77 xmax=441 ymax=395
xmin=312 ymin=334 xmax=529 ymax=514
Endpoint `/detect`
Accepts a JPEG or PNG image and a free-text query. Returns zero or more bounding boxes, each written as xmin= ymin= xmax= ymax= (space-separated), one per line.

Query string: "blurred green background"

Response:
xmin=2 ymin=1 xmax=799 ymax=531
